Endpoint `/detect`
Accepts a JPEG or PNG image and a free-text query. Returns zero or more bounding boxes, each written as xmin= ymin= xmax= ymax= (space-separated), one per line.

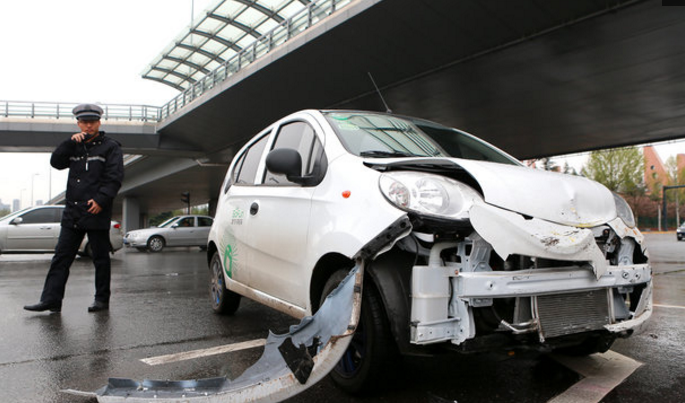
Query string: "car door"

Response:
xmin=244 ymin=118 xmax=326 ymax=308
xmin=5 ymin=207 xmax=62 ymax=251
xmin=166 ymin=217 xmax=196 ymax=246
xmin=218 ymin=132 xmax=271 ymax=286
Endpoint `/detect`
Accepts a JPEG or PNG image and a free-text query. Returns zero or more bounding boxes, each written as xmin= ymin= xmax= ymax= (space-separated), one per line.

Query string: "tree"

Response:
xmin=581 ymin=146 xmax=644 ymax=194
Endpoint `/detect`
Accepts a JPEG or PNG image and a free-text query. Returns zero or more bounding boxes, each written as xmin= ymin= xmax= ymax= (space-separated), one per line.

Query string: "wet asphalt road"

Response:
xmin=0 ymin=233 xmax=683 ymax=403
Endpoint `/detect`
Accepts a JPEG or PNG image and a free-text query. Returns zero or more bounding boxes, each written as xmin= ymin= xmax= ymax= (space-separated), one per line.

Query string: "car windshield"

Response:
xmin=157 ymin=217 xmax=181 ymax=228
xmin=0 ymin=207 xmax=31 ymax=221
xmin=324 ymin=112 xmax=521 ymax=166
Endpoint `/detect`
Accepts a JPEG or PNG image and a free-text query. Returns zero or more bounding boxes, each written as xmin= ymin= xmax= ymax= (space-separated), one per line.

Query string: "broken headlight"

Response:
xmin=612 ymin=192 xmax=636 ymax=228
xmin=379 ymin=171 xmax=482 ymax=219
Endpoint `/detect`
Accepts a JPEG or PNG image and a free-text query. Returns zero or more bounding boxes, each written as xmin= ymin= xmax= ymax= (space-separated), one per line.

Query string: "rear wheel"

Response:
xmin=210 ymin=251 xmax=241 ymax=315
xmin=147 ymin=236 xmax=165 ymax=253
xmin=319 ymin=269 xmax=398 ymax=394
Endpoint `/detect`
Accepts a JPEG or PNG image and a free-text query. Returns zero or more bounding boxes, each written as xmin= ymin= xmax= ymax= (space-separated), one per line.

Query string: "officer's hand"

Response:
xmin=87 ymin=199 xmax=102 ymax=214
xmin=71 ymin=132 xmax=87 ymax=143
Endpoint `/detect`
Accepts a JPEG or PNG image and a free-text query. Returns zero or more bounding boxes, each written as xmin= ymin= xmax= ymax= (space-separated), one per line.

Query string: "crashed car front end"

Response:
xmin=375 ymin=161 xmax=652 ymax=353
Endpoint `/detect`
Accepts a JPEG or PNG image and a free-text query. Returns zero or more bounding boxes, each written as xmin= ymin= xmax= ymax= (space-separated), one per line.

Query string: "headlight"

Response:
xmin=379 ymin=172 xmax=482 ymax=219
xmin=612 ymin=192 xmax=636 ymax=228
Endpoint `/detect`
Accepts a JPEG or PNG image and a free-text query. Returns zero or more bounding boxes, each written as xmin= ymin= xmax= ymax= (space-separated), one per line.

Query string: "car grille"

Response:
xmin=534 ymin=290 xmax=611 ymax=339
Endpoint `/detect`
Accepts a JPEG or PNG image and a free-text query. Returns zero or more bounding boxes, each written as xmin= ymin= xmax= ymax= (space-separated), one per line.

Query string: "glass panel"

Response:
xmin=236 ymin=134 xmax=269 ymax=185
xmin=198 ymin=217 xmax=214 ymax=227
xmin=325 ymin=112 xmax=520 ymax=165
xmin=19 ymin=208 xmax=57 ymax=224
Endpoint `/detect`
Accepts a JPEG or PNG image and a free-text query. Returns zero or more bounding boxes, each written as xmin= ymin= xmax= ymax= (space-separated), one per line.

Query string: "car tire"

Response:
xmin=210 ymin=251 xmax=241 ymax=315
xmin=319 ymin=269 xmax=398 ymax=395
xmin=147 ymin=236 xmax=165 ymax=253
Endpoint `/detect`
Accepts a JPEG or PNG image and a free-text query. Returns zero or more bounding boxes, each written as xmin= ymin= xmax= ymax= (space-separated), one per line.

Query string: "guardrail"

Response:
xmin=158 ymin=0 xmax=351 ymax=120
xmin=0 ymin=101 xmax=160 ymax=122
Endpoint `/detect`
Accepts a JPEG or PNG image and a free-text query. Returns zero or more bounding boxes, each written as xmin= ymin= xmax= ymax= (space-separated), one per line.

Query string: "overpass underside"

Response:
xmin=3 ymin=0 xmax=684 ymax=226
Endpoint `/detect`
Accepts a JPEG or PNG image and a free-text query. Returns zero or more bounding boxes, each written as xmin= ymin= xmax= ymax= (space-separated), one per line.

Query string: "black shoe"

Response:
xmin=88 ymin=301 xmax=109 ymax=312
xmin=24 ymin=301 xmax=62 ymax=313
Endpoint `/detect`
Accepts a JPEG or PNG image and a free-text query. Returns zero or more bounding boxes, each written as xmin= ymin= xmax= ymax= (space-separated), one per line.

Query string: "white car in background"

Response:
xmin=0 ymin=205 xmax=123 ymax=257
xmin=123 ymin=215 xmax=214 ymax=252
xmin=207 ymin=109 xmax=652 ymax=394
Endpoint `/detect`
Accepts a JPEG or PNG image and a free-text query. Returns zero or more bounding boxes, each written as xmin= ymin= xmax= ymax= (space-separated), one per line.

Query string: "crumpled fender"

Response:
xmin=65 ymin=265 xmax=363 ymax=403
xmin=64 ymin=216 xmax=412 ymax=403
xmin=470 ymin=202 xmax=608 ymax=279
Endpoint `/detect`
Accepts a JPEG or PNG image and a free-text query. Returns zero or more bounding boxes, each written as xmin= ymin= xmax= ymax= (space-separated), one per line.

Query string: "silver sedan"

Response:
xmin=123 ymin=215 xmax=213 ymax=252
xmin=0 ymin=205 xmax=123 ymax=256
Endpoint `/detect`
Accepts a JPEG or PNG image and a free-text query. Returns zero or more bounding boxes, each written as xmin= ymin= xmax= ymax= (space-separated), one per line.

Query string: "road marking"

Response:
xmin=141 ymin=338 xmax=267 ymax=366
xmin=654 ymin=303 xmax=685 ymax=310
xmin=548 ymin=350 xmax=642 ymax=403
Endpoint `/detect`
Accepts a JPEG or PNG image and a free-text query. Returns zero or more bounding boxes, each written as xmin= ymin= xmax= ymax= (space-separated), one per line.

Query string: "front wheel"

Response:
xmin=147 ymin=236 xmax=165 ymax=253
xmin=320 ymin=269 xmax=398 ymax=394
xmin=210 ymin=251 xmax=241 ymax=315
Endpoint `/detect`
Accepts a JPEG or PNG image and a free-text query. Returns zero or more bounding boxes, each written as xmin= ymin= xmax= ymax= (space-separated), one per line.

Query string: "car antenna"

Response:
xmin=367 ymin=72 xmax=392 ymax=114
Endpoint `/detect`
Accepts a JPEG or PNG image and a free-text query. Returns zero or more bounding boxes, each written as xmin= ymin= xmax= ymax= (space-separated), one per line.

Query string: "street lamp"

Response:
xmin=31 ymin=173 xmax=39 ymax=207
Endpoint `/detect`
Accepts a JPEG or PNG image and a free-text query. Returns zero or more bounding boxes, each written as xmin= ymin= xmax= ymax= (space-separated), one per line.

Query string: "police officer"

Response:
xmin=24 ymin=104 xmax=124 ymax=313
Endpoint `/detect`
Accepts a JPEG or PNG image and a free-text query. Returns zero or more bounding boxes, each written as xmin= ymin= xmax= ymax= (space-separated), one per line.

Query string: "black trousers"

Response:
xmin=40 ymin=227 xmax=111 ymax=304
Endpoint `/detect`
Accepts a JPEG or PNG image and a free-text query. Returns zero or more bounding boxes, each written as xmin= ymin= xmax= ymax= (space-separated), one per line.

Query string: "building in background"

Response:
xmin=644 ymin=146 xmax=685 ymax=194
xmin=12 ymin=199 xmax=20 ymax=212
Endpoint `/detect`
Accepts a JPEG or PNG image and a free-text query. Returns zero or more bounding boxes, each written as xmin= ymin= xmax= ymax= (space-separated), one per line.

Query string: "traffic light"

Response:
xmin=181 ymin=192 xmax=190 ymax=214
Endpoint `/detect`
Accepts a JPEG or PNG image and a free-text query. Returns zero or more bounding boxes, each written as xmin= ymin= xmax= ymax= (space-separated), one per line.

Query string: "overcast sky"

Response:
xmin=0 ymin=0 xmax=211 ymax=209
xmin=1 ymin=0 xmax=685 ymax=210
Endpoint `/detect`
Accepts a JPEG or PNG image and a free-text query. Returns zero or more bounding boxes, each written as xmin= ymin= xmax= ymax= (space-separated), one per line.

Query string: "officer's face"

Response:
xmin=77 ymin=119 xmax=101 ymax=135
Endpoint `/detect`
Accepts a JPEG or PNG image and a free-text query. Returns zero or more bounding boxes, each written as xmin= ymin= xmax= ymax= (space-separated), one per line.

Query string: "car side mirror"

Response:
xmin=10 ymin=217 xmax=23 ymax=225
xmin=171 ymin=224 xmax=179 ymax=229
xmin=266 ymin=148 xmax=307 ymax=184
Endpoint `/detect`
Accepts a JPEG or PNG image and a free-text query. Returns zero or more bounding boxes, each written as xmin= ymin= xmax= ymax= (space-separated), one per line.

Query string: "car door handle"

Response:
xmin=250 ymin=202 xmax=259 ymax=216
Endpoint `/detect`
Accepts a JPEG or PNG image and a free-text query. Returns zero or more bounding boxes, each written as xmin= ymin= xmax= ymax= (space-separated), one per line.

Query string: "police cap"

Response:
xmin=73 ymin=104 xmax=103 ymax=121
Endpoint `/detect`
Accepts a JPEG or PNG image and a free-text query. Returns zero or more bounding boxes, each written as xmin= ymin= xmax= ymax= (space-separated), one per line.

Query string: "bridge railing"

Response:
xmin=0 ymin=100 xmax=161 ymax=122
xmin=2 ymin=0 xmax=352 ymax=123
xmin=159 ymin=0 xmax=352 ymax=120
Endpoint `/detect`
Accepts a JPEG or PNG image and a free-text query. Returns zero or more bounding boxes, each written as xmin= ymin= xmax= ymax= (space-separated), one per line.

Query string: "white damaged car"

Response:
xmin=207 ymin=110 xmax=652 ymax=394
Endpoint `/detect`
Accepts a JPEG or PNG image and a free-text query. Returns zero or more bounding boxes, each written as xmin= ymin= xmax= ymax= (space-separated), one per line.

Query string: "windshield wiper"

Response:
xmin=360 ymin=150 xmax=414 ymax=158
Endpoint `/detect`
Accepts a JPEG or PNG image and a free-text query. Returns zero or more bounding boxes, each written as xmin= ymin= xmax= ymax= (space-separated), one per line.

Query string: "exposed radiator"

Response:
xmin=534 ymin=290 xmax=611 ymax=339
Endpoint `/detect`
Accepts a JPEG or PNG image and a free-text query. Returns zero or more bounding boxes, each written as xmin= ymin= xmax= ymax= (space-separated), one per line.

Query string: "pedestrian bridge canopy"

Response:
xmin=142 ymin=0 xmax=352 ymax=120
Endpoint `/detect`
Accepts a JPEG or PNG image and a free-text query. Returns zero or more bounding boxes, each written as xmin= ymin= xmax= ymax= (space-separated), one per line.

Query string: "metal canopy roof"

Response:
xmin=142 ymin=0 xmax=317 ymax=91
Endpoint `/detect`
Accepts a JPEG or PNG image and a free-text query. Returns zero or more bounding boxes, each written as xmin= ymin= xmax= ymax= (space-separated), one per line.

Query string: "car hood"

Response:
xmin=126 ymin=228 xmax=163 ymax=236
xmin=367 ymin=158 xmax=617 ymax=227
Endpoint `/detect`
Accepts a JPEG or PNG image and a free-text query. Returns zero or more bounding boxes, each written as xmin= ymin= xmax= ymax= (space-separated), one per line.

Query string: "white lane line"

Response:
xmin=548 ymin=350 xmax=642 ymax=403
xmin=141 ymin=338 xmax=267 ymax=366
xmin=654 ymin=303 xmax=685 ymax=310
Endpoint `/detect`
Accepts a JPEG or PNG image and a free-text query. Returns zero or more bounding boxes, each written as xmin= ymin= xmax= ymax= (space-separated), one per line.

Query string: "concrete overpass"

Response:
xmin=2 ymin=0 xmax=684 ymax=230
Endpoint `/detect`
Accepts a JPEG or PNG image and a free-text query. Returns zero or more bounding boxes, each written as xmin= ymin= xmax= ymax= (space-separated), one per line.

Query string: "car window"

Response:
xmin=235 ymin=134 xmax=269 ymax=185
xmin=19 ymin=208 xmax=60 ymax=224
xmin=225 ymin=152 xmax=246 ymax=193
xmin=198 ymin=217 xmax=213 ymax=227
xmin=264 ymin=121 xmax=325 ymax=186
xmin=158 ymin=217 xmax=180 ymax=228
xmin=177 ymin=217 xmax=195 ymax=227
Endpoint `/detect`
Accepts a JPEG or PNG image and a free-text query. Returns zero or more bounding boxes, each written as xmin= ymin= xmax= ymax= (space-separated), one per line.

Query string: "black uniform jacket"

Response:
xmin=51 ymin=132 xmax=124 ymax=230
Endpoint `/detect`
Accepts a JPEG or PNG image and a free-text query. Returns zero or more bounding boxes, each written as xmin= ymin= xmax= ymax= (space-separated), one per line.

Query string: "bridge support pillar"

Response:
xmin=122 ymin=197 xmax=141 ymax=234
xmin=208 ymin=197 xmax=218 ymax=217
